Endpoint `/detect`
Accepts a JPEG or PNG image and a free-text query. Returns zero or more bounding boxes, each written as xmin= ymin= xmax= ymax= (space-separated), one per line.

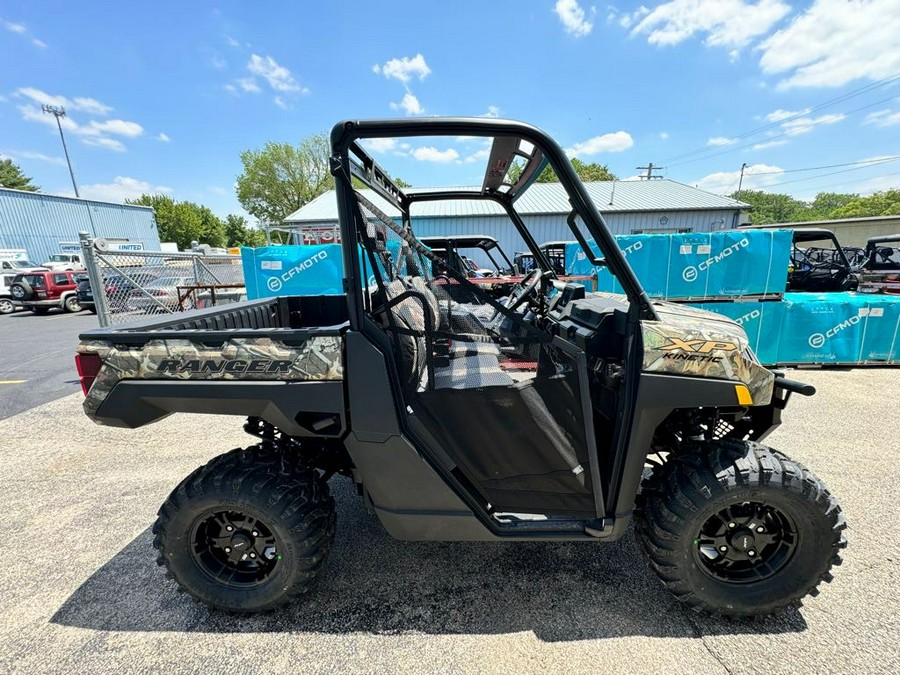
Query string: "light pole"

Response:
xmin=41 ymin=104 xmax=79 ymax=197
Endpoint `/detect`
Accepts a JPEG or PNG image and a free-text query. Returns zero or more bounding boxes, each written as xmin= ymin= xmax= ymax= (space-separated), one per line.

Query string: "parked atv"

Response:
xmin=75 ymin=118 xmax=846 ymax=617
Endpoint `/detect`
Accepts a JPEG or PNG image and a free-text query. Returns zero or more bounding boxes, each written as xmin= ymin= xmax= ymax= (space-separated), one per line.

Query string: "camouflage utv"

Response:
xmin=75 ymin=118 xmax=846 ymax=616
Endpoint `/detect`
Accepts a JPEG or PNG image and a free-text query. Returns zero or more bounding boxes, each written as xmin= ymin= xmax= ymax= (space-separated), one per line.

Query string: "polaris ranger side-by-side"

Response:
xmin=75 ymin=118 xmax=846 ymax=616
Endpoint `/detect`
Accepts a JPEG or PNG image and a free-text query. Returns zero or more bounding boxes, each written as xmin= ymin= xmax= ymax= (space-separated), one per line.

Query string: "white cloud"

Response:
xmin=481 ymin=105 xmax=501 ymax=118
xmin=412 ymin=146 xmax=460 ymax=163
xmin=225 ymin=35 xmax=240 ymax=47
xmin=707 ymin=136 xmax=738 ymax=146
xmin=630 ymin=0 xmax=790 ymax=49
xmin=210 ymin=186 xmax=229 ymax=196
xmin=565 ymin=131 xmax=634 ymax=156
xmin=16 ymin=101 xmax=141 ymax=151
xmin=864 ymin=109 xmax=900 ymax=128
xmin=758 ymin=0 xmax=900 ymax=89
xmin=224 ymin=84 xmax=237 ymax=94
xmin=362 ymin=138 xmax=398 ymax=153
xmin=16 ymin=88 xmax=113 ymax=115
xmin=72 ymin=97 xmax=111 ymax=115
xmin=780 ymin=112 xmax=845 ymax=136
xmin=693 ymin=162 xmax=784 ymax=194
xmin=1 ymin=19 xmax=45 ymax=48
xmin=389 ymin=92 xmax=424 ymax=115
xmin=237 ymin=77 xmax=261 ymax=93
xmin=464 ymin=147 xmax=491 ymax=163
xmin=0 ymin=149 xmax=64 ymax=166
xmin=247 ymin=54 xmax=301 ymax=92
xmin=80 ymin=176 xmax=173 ymax=202
xmin=765 ymin=107 xmax=811 ymax=122
xmin=89 ymin=119 xmax=143 ymax=137
xmin=373 ymin=54 xmax=431 ymax=83
xmin=554 ymin=0 xmax=594 ymax=37
xmin=210 ymin=56 xmax=227 ymax=70
xmin=273 ymin=96 xmax=288 ymax=109
xmin=752 ymin=139 xmax=788 ymax=150
xmin=157 ymin=132 xmax=170 ymax=142
xmin=659 ymin=131 xmax=670 ymax=139
xmin=82 ymin=137 xmax=126 ymax=152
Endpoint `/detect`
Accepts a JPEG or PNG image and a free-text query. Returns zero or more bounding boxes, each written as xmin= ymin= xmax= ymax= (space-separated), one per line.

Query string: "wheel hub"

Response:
xmin=729 ymin=529 xmax=756 ymax=552
xmin=694 ymin=501 xmax=798 ymax=584
xmin=190 ymin=510 xmax=280 ymax=588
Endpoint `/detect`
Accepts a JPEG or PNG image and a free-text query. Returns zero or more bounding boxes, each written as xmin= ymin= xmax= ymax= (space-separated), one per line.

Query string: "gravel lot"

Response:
xmin=1 ymin=368 xmax=898 ymax=674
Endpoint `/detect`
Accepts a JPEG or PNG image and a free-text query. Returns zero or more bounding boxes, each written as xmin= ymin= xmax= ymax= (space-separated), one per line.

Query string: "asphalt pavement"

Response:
xmin=0 ymin=368 xmax=898 ymax=673
xmin=0 ymin=308 xmax=99 ymax=419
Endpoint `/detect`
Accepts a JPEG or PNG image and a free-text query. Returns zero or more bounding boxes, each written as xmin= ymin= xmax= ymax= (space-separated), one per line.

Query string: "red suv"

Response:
xmin=9 ymin=270 xmax=86 ymax=314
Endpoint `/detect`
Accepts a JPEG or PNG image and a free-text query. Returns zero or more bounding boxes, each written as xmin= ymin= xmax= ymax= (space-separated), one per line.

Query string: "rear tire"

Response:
xmin=0 ymin=298 xmax=14 ymax=315
xmin=63 ymin=295 xmax=82 ymax=312
xmin=153 ymin=445 xmax=336 ymax=613
xmin=635 ymin=439 xmax=846 ymax=617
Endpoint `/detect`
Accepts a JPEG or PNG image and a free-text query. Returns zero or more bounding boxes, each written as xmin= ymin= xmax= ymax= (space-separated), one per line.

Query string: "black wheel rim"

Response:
xmin=190 ymin=510 xmax=280 ymax=588
xmin=694 ymin=501 xmax=797 ymax=584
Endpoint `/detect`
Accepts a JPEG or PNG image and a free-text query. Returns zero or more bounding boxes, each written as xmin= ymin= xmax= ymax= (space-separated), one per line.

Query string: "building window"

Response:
xmin=631 ymin=227 xmax=692 ymax=234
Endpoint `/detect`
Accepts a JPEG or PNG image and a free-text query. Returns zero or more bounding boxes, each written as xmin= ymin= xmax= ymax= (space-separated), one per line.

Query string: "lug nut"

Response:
xmin=748 ymin=550 xmax=756 ymax=557
xmin=225 ymin=525 xmax=233 ymax=532
xmin=728 ymin=522 xmax=736 ymax=528
xmin=224 ymin=547 xmax=231 ymax=553
xmin=719 ymin=546 xmax=728 ymax=552
xmin=756 ymin=526 xmax=764 ymax=533
xmin=252 ymin=531 xmax=259 ymax=537
xmin=249 ymin=553 xmax=256 ymax=559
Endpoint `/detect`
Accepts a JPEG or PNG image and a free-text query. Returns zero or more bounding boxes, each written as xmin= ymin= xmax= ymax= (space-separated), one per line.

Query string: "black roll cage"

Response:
xmin=330 ymin=117 xmax=657 ymax=332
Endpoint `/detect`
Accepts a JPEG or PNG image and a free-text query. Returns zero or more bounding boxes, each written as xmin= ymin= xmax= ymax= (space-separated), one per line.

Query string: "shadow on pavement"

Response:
xmin=51 ymin=479 xmax=807 ymax=641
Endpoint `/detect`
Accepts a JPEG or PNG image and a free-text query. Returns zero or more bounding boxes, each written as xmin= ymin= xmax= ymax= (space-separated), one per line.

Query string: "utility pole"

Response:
xmin=636 ymin=162 xmax=663 ymax=180
xmin=42 ymin=105 xmax=79 ymax=197
xmin=737 ymin=162 xmax=748 ymax=194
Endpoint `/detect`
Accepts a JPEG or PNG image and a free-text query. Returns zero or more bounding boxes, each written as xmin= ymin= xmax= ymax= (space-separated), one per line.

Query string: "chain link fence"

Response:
xmin=79 ymin=233 xmax=246 ymax=327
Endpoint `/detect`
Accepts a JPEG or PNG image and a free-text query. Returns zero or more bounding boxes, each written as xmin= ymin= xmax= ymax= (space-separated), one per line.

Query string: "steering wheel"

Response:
xmin=504 ymin=267 xmax=544 ymax=312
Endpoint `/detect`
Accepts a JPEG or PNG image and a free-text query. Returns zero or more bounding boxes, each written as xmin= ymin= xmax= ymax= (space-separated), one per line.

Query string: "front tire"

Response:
xmin=0 ymin=298 xmax=14 ymax=315
xmin=153 ymin=445 xmax=336 ymax=612
xmin=635 ymin=439 xmax=846 ymax=617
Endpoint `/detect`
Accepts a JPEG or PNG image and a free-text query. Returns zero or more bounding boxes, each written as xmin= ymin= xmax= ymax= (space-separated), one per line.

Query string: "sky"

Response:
xmin=1 ymin=0 xmax=899 ymax=222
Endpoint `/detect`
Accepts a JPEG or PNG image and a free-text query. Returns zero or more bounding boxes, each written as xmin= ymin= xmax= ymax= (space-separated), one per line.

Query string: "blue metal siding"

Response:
xmin=0 ymin=188 xmax=160 ymax=265
xmin=409 ymin=209 xmax=741 ymax=268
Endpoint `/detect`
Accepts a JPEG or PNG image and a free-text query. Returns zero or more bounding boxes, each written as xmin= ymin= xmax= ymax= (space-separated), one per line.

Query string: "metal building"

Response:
xmin=0 ymin=187 xmax=161 ymax=265
xmin=743 ymin=215 xmax=900 ymax=247
xmin=285 ymin=180 xmax=750 ymax=265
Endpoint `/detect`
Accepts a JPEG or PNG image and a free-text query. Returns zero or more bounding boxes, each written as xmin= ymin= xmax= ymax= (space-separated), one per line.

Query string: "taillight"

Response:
xmin=75 ymin=352 xmax=102 ymax=396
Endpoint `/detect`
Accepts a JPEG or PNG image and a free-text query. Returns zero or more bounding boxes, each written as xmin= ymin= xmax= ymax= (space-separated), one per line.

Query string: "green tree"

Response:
xmin=127 ymin=194 xmax=226 ymax=250
xmin=730 ymin=189 xmax=811 ymax=224
xmin=507 ymin=157 xmax=617 ymax=184
xmin=224 ymin=214 xmax=267 ymax=247
xmin=808 ymin=192 xmax=858 ymax=219
xmin=236 ymin=133 xmax=333 ymax=224
xmin=394 ymin=176 xmax=412 ymax=188
xmin=832 ymin=189 xmax=900 ymax=218
xmin=0 ymin=158 xmax=39 ymax=191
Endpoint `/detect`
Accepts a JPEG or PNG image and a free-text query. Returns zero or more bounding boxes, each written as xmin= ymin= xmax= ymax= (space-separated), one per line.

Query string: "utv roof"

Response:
xmin=418 ymin=235 xmax=501 ymax=250
xmin=790 ymin=228 xmax=840 ymax=243
xmin=867 ymin=234 xmax=900 ymax=246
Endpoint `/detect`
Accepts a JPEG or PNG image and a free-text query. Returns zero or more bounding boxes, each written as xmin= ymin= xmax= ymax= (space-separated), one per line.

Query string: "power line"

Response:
xmin=756 ymin=157 xmax=900 ymax=189
xmin=791 ymin=170 xmax=900 ymax=194
xmin=748 ymin=155 xmax=900 ymax=176
xmin=662 ymin=70 xmax=900 ymax=165
xmin=667 ymin=92 xmax=900 ymax=169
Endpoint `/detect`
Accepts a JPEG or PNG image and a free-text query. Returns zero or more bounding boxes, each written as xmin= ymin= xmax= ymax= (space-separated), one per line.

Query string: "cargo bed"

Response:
xmin=76 ymin=295 xmax=349 ymax=435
